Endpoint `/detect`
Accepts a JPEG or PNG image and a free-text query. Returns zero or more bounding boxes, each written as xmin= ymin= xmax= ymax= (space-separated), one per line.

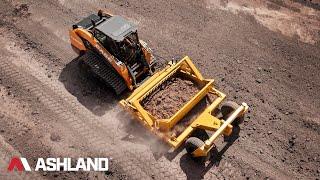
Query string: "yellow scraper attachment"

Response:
xmin=120 ymin=56 xmax=248 ymax=157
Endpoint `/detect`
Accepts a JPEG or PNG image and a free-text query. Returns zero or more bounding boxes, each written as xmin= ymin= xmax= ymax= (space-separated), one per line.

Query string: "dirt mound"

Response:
xmin=141 ymin=75 xmax=201 ymax=119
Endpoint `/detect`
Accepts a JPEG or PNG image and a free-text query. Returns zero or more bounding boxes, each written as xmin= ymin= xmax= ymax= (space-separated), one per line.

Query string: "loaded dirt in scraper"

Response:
xmin=141 ymin=74 xmax=202 ymax=119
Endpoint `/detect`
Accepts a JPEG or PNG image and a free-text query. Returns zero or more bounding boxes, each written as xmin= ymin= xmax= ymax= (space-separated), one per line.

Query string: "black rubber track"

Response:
xmin=80 ymin=51 xmax=127 ymax=95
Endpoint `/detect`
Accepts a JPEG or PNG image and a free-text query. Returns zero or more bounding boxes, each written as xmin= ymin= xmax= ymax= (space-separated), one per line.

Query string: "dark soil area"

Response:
xmin=0 ymin=0 xmax=319 ymax=179
xmin=141 ymin=75 xmax=201 ymax=119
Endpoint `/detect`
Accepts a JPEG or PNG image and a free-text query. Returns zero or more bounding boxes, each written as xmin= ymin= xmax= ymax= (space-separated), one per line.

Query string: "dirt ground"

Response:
xmin=142 ymin=75 xmax=200 ymax=119
xmin=0 ymin=0 xmax=319 ymax=179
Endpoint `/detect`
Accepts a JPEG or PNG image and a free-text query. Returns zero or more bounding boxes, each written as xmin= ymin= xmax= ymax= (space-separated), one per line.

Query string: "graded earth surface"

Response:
xmin=0 ymin=0 xmax=319 ymax=179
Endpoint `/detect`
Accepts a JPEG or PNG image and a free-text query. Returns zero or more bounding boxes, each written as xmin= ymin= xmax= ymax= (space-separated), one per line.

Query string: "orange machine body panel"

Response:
xmin=69 ymin=28 xmax=133 ymax=90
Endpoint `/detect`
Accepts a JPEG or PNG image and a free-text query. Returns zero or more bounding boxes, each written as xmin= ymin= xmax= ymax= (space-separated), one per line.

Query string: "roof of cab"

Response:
xmin=95 ymin=15 xmax=137 ymax=42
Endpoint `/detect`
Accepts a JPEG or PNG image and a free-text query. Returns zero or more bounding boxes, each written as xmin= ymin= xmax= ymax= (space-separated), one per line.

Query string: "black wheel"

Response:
xmin=185 ymin=137 xmax=210 ymax=163
xmin=221 ymin=101 xmax=244 ymax=126
xmin=191 ymin=129 xmax=209 ymax=141
xmin=79 ymin=51 xmax=127 ymax=95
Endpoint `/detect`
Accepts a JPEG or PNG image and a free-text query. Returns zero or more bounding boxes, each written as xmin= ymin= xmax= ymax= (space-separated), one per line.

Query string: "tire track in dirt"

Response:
xmin=2 ymin=0 xmax=319 ymax=179
xmin=0 ymin=52 xmax=150 ymax=180
xmin=0 ymin=1 xmax=192 ymax=179
xmin=1 ymin=1 xmax=188 ymax=178
xmin=0 ymin=79 xmax=113 ymax=179
xmin=13 ymin=0 xmax=298 ymax=179
xmin=0 ymin=27 xmax=186 ymax=179
xmin=0 ymin=135 xmax=43 ymax=180
xmin=2 ymin=1 xmax=240 ymax=179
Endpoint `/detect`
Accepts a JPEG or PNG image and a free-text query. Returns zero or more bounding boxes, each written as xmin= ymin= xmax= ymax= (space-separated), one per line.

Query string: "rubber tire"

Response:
xmin=221 ymin=101 xmax=244 ymax=125
xmin=191 ymin=129 xmax=209 ymax=142
xmin=185 ymin=137 xmax=210 ymax=163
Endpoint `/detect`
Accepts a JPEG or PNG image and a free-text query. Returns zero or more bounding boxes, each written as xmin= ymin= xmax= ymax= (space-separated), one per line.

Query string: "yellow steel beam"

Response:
xmin=120 ymin=56 xmax=248 ymax=157
xmin=192 ymin=102 xmax=249 ymax=157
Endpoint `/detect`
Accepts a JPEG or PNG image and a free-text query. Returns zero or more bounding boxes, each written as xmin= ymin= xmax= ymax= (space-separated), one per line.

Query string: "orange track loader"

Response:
xmin=70 ymin=10 xmax=248 ymax=162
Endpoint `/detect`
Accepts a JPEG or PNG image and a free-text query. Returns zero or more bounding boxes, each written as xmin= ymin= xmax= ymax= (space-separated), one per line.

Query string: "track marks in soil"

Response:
xmin=0 ymin=27 xmax=185 ymax=179
xmin=1 ymin=0 xmax=320 ymax=179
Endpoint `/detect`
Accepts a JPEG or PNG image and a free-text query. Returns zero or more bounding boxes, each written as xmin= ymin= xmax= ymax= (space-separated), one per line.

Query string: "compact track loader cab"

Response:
xmin=70 ymin=10 xmax=155 ymax=94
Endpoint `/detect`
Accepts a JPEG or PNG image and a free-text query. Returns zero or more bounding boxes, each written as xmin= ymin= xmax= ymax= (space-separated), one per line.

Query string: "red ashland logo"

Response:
xmin=8 ymin=157 xmax=31 ymax=171
xmin=7 ymin=157 xmax=108 ymax=171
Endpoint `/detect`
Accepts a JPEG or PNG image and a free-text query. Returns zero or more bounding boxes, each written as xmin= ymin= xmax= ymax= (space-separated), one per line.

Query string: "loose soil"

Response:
xmin=170 ymin=95 xmax=216 ymax=136
xmin=0 ymin=0 xmax=319 ymax=179
xmin=141 ymin=75 xmax=201 ymax=119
